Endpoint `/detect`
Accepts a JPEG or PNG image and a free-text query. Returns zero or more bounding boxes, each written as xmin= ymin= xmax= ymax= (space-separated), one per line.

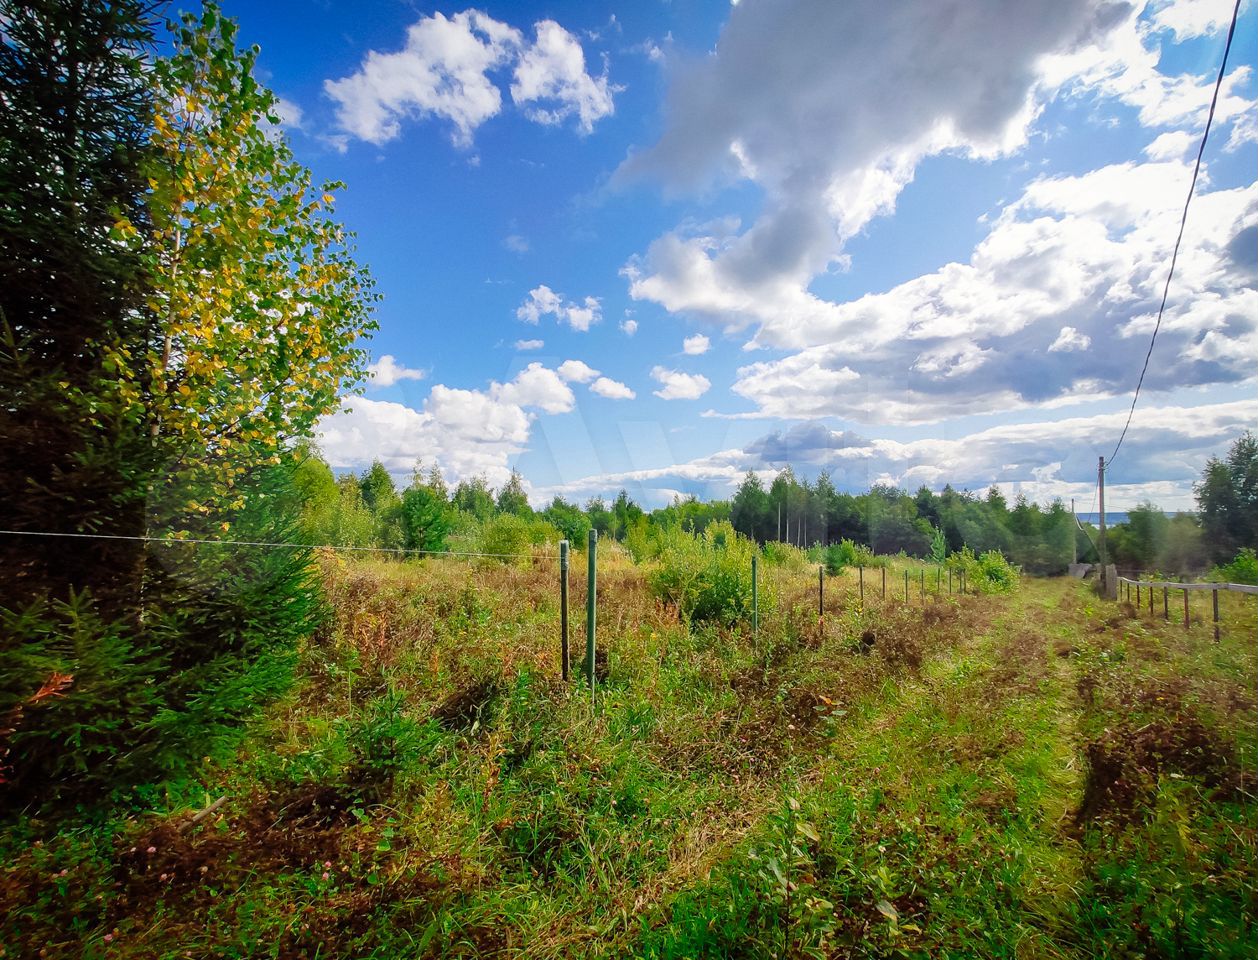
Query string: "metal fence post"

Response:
xmin=1162 ymin=586 xmax=1168 ymax=621
xmin=559 ymin=540 xmax=570 ymax=681
xmin=859 ymin=564 xmax=864 ymax=604
xmin=881 ymin=566 xmax=886 ymax=600
xmin=1213 ymin=588 xmax=1220 ymax=642
xmin=904 ymin=569 xmax=909 ymax=604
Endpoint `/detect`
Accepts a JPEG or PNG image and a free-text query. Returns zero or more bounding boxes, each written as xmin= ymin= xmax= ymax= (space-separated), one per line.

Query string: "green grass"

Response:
xmin=2 ymin=559 xmax=1254 ymax=959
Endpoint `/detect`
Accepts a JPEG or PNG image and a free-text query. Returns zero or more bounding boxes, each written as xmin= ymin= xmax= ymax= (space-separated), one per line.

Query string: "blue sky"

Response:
xmin=223 ymin=0 xmax=1256 ymax=509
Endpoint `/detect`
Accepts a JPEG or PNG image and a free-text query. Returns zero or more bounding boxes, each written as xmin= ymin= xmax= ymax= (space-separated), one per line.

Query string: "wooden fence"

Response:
xmin=1117 ymin=575 xmax=1257 ymax=640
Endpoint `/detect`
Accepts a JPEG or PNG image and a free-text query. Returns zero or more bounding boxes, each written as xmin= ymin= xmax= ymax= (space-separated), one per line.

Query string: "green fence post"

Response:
xmin=585 ymin=529 xmax=597 ymax=693
xmin=818 ymin=565 xmax=824 ymax=619
xmin=559 ymin=540 xmax=570 ymax=682
xmin=881 ymin=566 xmax=886 ymax=600
xmin=859 ymin=565 xmax=864 ymax=604
xmin=904 ymin=569 xmax=909 ymax=604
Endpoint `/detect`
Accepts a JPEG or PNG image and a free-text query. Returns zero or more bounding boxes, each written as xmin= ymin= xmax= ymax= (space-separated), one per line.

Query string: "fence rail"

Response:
xmin=1117 ymin=576 xmax=1258 ymax=596
xmin=1117 ymin=575 xmax=1256 ymax=641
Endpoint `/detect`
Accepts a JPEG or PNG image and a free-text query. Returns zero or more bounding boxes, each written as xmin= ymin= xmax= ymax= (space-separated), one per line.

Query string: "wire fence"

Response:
xmin=0 ymin=528 xmax=557 ymax=561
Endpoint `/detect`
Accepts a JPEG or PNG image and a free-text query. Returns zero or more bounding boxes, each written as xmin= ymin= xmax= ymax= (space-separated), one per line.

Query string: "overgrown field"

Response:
xmin=2 ymin=554 xmax=1255 ymax=959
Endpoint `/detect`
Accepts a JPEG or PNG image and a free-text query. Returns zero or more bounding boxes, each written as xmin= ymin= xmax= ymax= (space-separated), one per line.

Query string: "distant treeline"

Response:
xmin=297 ymin=431 xmax=1257 ymax=580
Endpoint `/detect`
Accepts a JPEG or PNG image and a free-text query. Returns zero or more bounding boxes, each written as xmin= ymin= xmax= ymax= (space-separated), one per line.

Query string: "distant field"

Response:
xmin=2 ymin=555 xmax=1254 ymax=959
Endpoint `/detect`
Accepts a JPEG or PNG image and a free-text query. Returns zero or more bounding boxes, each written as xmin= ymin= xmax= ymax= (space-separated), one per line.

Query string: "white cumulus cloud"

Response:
xmin=510 ymin=20 xmax=619 ymax=133
xmin=325 ymin=9 xmax=618 ymax=149
xmin=367 ymin=354 xmax=426 ymax=388
xmin=517 ymin=284 xmax=602 ymax=331
xmin=590 ymin=376 xmax=635 ymax=400
xmin=682 ymin=334 xmax=710 ymax=355
xmin=324 ymin=10 xmax=520 ymax=147
xmin=705 ymin=161 xmax=1257 ymax=424
xmin=557 ymin=359 xmax=600 ymax=382
xmin=1048 ymin=326 xmax=1093 ymax=353
xmin=651 ymin=366 xmax=711 ymax=400
xmin=319 ymin=362 xmax=579 ymax=487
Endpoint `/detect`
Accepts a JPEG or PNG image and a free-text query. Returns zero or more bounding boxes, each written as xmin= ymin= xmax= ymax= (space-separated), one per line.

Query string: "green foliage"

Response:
xmin=1210 ymin=547 xmax=1258 ymax=585
xmin=648 ymin=521 xmax=761 ymax=626
xmin=495 ymin=470 xmax=531 ymax=516
xmin=1 ymin=462 xmax=320 ymax=805
xmin=452 ymin=476 xmax=496 ymax=521
xmin=1 ymin=1 xmax=373 ymax=810
xmin=540 ymin=496 xmax=592 ymax=547
xmin=818 ymin=538 xmax=880 ymax=575
xmin=929 ymin=525 xmax=948 ymax=564
xmin=0 ymin=0 xmax=157 ymax=610
xmin=358 ymin=461 xmax=398 ymax=515
xmin=1195 ymin=432 xmax=1258 ymax=564
xmin=477 ymin=513 xmax=559 ymax=563
xmin=399 ymin=486 xmax=449 ymax=553
xmin=952 ymin=546 xmax=1019 ymax=594
xmin=761 ymin=540 xmax=810 ymax=571
xmin=140 ymin=3 xmax=378 ymax=519
xmin=341 ymin=689 xmax=430 ymax=788
xmin=0 ymin=593 xmax=165 ymax=795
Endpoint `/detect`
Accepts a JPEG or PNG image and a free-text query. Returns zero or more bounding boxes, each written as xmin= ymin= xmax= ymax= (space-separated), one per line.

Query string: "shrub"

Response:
xmin=1209 ymin=547 xmax=1257 ymax=585
xmin=761 ymin=540 xmax=810 ymax=572
xmin=478 ymin=514 xmax=533 ymax=563
xmin=953 ymin=546 xmax=1019 ymax=594
xmin=818 ymin=539 xmax=881 ymax=574
xmin=0 ymin=464 xmax=322 ymax=811
xmin=476 ymin=514 xmax=561 ymax=564
xmin=649 ymin=521 xmax=762 ymax=626
xmin=341 ymin=688 xmax=431 ymax=789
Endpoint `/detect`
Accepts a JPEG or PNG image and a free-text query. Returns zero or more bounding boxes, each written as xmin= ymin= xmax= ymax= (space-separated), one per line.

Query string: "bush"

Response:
xmin=341 ymin=688 xmax=431 ymax=789
xmin=0 ymin=463 xmax=323 ymax=810
xmin=477 ymin=514 xmax=561 ymax=564
xmin=649 ymin=521 xmax=762 ymax=626
xmin=478 ymin=514 xmax=532 ymax=563
xmin=761 ymin=540 xmax=810 ymax=572
xmin=953 ymin=546 xmax=1019 ymax=594
xmin=817 ymin=539 xmax=881 ymax=574
xmin=1209 ymin=547 xmax=1257 ymax=585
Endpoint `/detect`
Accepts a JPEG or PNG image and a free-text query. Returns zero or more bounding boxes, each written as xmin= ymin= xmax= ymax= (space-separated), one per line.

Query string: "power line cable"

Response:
xmin=0 ymin=528 xmax=559 ymax=560
xmin=1107 ymin=0 xmax=1242 ymax=468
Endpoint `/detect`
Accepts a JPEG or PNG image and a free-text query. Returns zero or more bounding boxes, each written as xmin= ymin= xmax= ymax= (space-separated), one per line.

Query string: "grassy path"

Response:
xmin=630 ymin=582 xmax=1089 ymax=957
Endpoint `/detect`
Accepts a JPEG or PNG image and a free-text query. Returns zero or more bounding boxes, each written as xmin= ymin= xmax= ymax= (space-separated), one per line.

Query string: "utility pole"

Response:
xmin=1071 ymin=497 xmax=1077 ymax=565
xmin=1097 ymin=456 xmax=1108 ymax=595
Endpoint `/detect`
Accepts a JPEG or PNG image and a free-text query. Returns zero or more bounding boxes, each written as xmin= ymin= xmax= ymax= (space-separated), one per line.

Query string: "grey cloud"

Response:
xmin=1225 ymin=223 xmax=1257 ymax=276
xmin=540 ymin=399 xmax=1254 ymax=510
